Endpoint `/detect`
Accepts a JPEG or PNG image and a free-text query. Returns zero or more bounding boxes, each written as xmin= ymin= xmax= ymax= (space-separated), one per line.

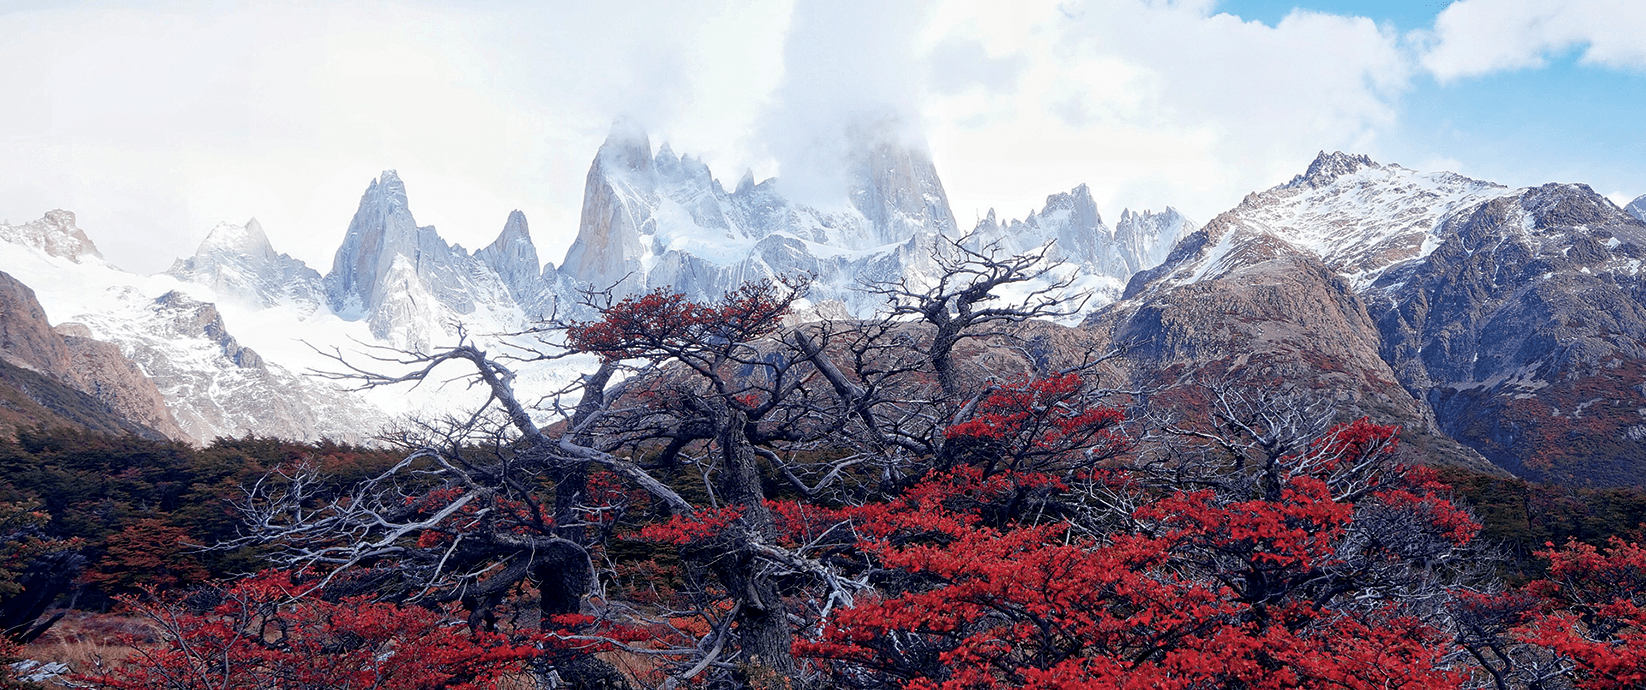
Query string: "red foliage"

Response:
xmin=1520 ymin=537 xmax=1646 ymax=689
xmin=85 ymin=571 xmax=536 ymax=690
xmin=83 ymin=519 xmax=209 ymax=596
xmin=565 ymin=279 xmax=801 ymax=362
xmin=799 ymin=422 xmax=1471 ymax=689
xmin=944 ymin=374 xmax=1128 ymax=473
xmin=638 ymin=506 xmax=746 ymax=546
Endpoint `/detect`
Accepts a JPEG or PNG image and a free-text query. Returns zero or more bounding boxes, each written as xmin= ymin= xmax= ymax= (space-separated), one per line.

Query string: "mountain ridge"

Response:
xmin=6 ymin=139 xmax=1642 ymax=486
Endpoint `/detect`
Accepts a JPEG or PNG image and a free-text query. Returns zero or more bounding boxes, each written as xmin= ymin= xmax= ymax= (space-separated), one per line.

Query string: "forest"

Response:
xmin=3 ymin=241 xmax=1644 ymax=689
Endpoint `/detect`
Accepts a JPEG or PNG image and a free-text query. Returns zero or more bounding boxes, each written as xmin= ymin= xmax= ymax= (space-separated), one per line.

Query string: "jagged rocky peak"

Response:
xmin=325 ymin=169 xmax=422 ymax=317
xmin=1045 ymin=184 xmax=1103 ymax=228
xmin=561 ymin=126 xmax=658 ymax=294
xmin=1287 ymin=151 xmax=1378 ymax=189
xmin=322 ymin=169 xmax=529 ymax=349
xmin=971 ymin=185 xmax=1196 ymax=285
xmin=475 ymin=210 xmax=543 ymax=303
xmin=845 ymin=133 xmax=958 ymax=246
xmin=602 ymin=118 xmax=656 ymax=177
xmin=0 ymin=209 xmax=104 ymax=263
xmin=1115 ymin=207 xmax=1196 ymax=274
xmin=1624 ymin=194 xmax=1646 ymax=223
xmin=971 ymin=183 xmax=1112 ymax=269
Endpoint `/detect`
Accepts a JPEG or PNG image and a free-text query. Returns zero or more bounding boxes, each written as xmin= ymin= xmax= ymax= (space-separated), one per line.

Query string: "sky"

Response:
xmin=0 ymin=0 xmax=1642 ymax=275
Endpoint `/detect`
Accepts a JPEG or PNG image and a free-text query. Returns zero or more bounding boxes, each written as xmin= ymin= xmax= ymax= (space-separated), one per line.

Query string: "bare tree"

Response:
xmin=232 ymin=233 xmax=1109 ymax=688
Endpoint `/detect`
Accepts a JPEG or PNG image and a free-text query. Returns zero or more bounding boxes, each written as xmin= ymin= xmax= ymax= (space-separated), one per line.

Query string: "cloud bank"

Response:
xmin=1422 ymin=0 xmax=1646 ymax=81
xmin=0 ymin=0 xmax=1640 ymax=276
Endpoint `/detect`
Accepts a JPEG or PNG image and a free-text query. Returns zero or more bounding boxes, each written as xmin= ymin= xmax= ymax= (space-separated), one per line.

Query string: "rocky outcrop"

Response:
xmin=0 ymin=210 xmax=102 ymax=263
xmin=56 ymin=323 xmax=191 ymax=441
xmin=0 ymin=271 xmax=74 ymax=377
xmin=108 ymin=290 xmax=385 ymax=443
xmin=1366 ymin=183 xmax=1646 ymax=486
xmin=1088 ymin=235 xmax=1495 ymax=472
xmin=0 ymin=271 xmax=186 ymax=441
xmin=321 ymin=171 xmax=526 ymax=350
xmin=475 ymin=210 xmax=545 ymax=307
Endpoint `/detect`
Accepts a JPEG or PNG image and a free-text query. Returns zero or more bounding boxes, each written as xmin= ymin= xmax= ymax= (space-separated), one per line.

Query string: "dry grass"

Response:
xmin=17 ymin=610 xmax=162 ymax=680
xmin=13 ymin=609 xmax=669 ymax=688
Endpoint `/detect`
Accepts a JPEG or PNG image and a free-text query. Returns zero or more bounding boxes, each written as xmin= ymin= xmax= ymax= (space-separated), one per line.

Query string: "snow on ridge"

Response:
xmin=0 ymin=230 xmax=386 ymax=442
xmin=1139 ymin=154 xmax=1514 ymax=296
xmin=0 ymin=210 xmax=104 ymax=264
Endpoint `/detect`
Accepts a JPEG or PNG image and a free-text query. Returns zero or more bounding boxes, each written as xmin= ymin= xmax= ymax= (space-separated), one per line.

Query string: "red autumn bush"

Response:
xmin=85 ymin=571 xmax=535 ymax=690
xmin=799 ymin=420 xmax=1473 ymax=689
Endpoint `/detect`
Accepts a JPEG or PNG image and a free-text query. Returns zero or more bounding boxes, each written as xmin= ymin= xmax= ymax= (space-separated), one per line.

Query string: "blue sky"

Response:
xmin=1219 ymin=1 xmax=1452 ymax=28
xmin=1221 ymin=0 xmax=1646 ymax=200
xmin=0 ymin=0 xmax=1641 ymax=273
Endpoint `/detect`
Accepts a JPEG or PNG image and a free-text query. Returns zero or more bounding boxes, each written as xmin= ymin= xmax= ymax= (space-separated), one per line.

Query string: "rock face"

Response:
xmin=0 ymin=210 xmax=102 ymax=263
xmin=475 ymin=210 xmax=545 ymax=307
xmin=166 ymin=219 xmax=326 ymax=313
xmin=1366 ymin=184 xmax=1646 ymax=486
xmin=322 ymin=171 xmax=529 ymax=350
xmin=1115 ymin=207 xmax=1195 ymax=277
xmin=1088 ymin=226 xmax=1493 ymax=472
xmin=0 ymin=271 xmax=186 ymax=441
xmin=1094 ymin=152 xmax=1646 ymax=485
xmin=0 ymin=270 xmax=75 ymax=377
xmin=1626 ymin=194 xmax=1646 ymax=223
xmin=56 ymin=323 xmax=191 ymax=441
xmin=969 ymin=185 xmax=1195 ymax=302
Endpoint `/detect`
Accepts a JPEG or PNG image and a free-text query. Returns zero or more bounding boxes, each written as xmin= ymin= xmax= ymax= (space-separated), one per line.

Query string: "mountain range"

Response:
xmin=2 ymin=127 xmax=1643 ymax=486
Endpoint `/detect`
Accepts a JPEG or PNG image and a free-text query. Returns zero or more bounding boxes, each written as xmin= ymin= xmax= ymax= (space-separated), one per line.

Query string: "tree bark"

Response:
xmin=711 ymin=408 xmax=799 ymax=681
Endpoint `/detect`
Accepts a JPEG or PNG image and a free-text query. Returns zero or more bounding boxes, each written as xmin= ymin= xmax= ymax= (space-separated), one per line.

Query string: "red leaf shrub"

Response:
xmin=85 ymin=571 xmax=535 ymax=690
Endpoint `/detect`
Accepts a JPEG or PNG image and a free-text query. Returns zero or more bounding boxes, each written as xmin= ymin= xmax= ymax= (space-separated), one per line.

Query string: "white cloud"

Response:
xmin=1421 ymin=0 xmax=1646 ymax=82
xmin=4 ymin=0 xmax=1635 ymax=280
xmin=922 ymin=0 xmax=1411 ymax=227
xmin=755 ymin=0 xmax=931 ymax=207
xmin=0 ymin=0 xmax=791 ymax=273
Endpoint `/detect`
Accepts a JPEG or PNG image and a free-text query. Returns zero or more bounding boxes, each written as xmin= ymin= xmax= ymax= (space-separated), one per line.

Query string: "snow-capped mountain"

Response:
xmin=1124 ymin=152 xmax=1506 ymax=299
xmin=560 ymin=125 xmax=939 ymax=314
xmin=969 ymin=185 xmax=1196 ymax=304
xmin=166 ymin=219 xmax=326 ymax=314
xmin=1 ymin=210 xmax=102 ymax=263
xmin=1627 ymin=194 xmax=1646 ymax=223
xmin=0 ymin=211 xmax=386 ymax=442
xmin=1091 ymin=151 xmax=1646 ymax=486
xmin=322 ymin=171 xmax=535 ymax=351
xmin=556 ymin=124 xmax=1188 ymax=318
xmin=0 ymin=126 xmax=1203 ymax=445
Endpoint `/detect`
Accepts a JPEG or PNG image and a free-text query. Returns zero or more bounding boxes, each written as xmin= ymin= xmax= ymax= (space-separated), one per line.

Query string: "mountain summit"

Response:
xmin=321 ymin=171 xmax=533 ymax=350
xmin=558 ymin=123 xmax=1183 ymax=315
xmin=167 ymin=219 xmax=325 ymax=313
